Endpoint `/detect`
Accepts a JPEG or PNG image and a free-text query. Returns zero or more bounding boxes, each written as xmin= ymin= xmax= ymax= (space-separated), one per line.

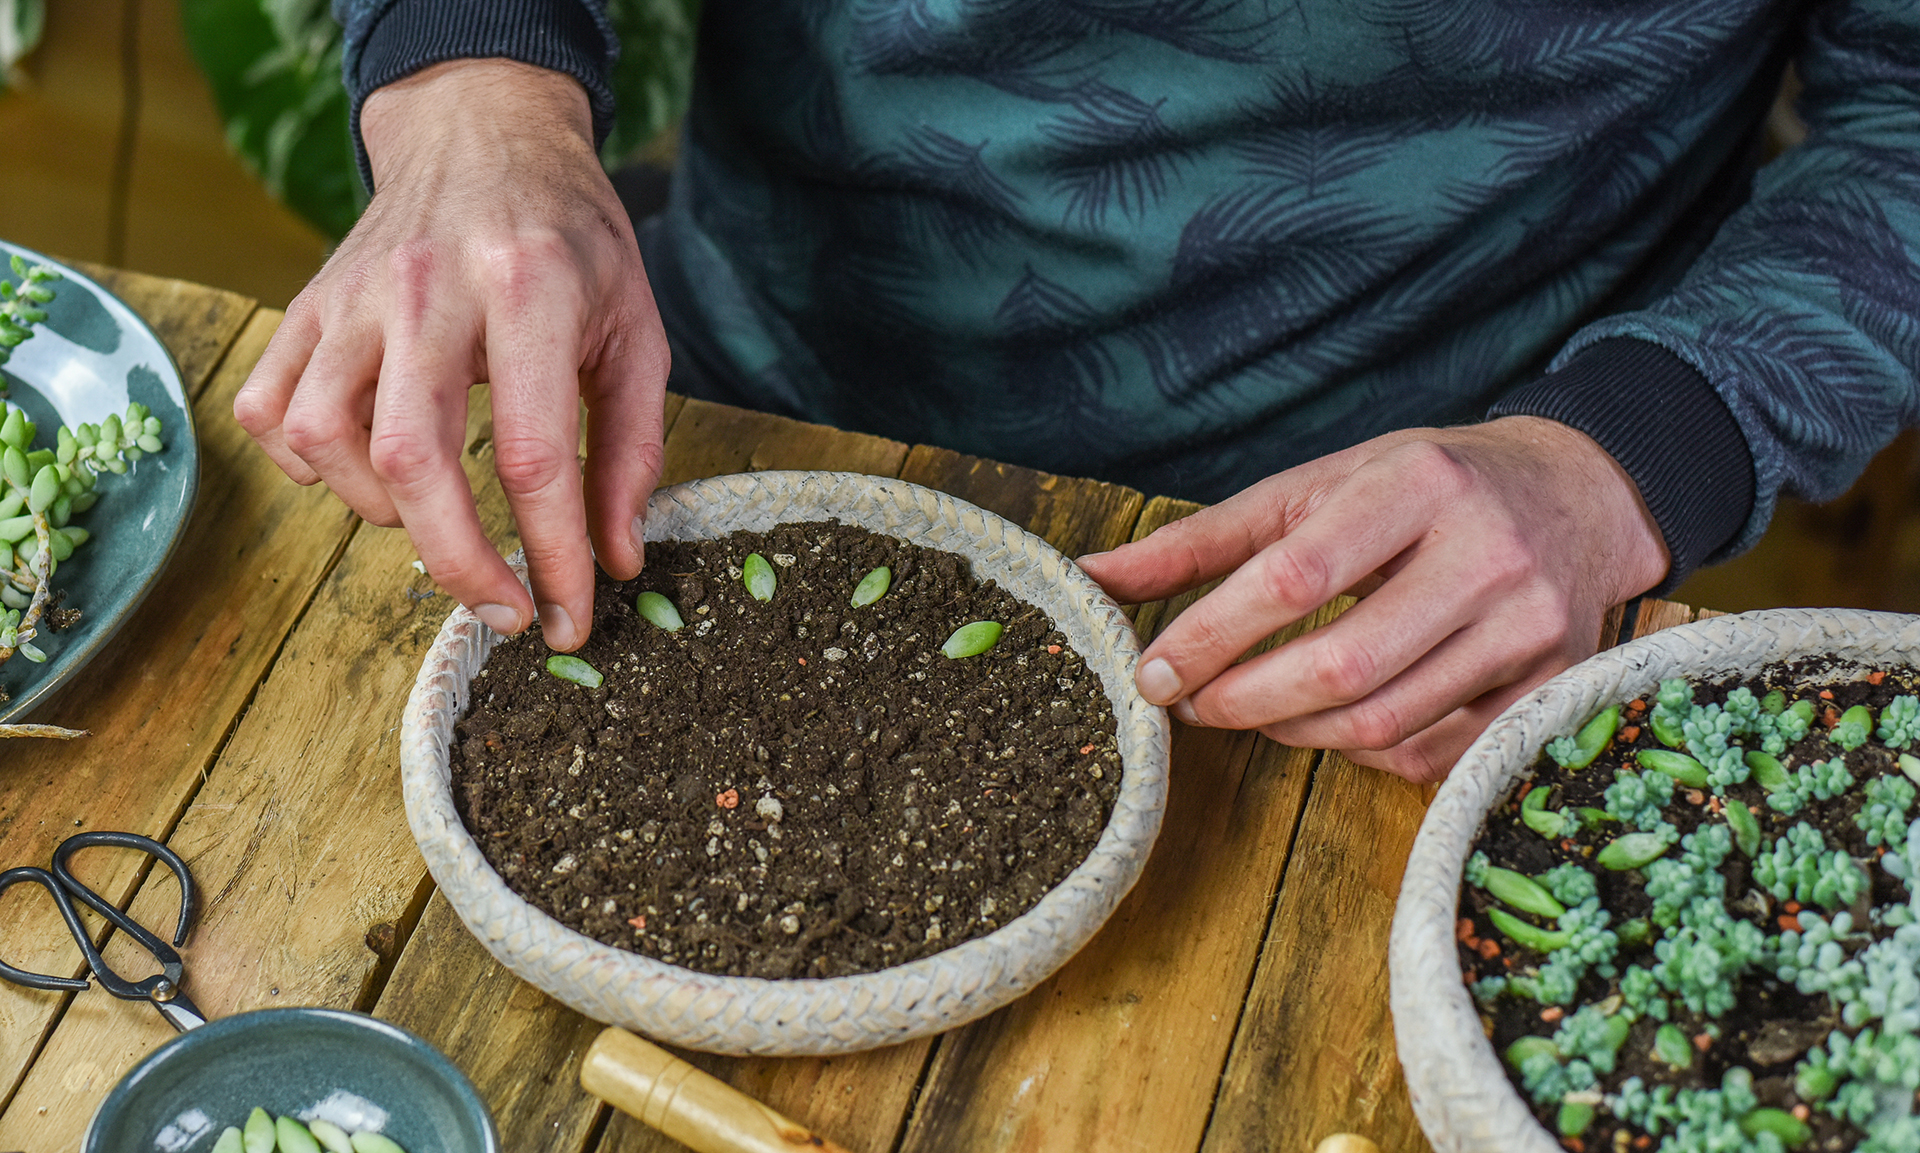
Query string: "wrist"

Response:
xmin=1489 ymin=415 xmax=1672 ymax=602
xmin=362 ymin=58 xmax=595 ymax=189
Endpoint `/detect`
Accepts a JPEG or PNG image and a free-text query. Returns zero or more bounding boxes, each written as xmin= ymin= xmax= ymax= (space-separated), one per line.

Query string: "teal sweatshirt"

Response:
xmin=337 ymin=0 xmax=1920 ymax=589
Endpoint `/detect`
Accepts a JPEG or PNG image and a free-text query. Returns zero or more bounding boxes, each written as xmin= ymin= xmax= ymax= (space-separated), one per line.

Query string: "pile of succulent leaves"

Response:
xmin=1462 ymin=667 xmax=1920 ymax=1153
xmin=0 ymin=258 xmax=164 ymax=736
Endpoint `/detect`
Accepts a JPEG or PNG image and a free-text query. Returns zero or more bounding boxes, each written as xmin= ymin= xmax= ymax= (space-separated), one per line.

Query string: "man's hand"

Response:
xmin=233 ymin=59 xmax=669 ymax=651
xmin=1077 ymin=418 xmax=1670 ymax=782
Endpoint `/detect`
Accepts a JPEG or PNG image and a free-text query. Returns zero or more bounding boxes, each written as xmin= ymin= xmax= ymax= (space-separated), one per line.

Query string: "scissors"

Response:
xmin=0 ymin=830 xmax=205 ymax=1031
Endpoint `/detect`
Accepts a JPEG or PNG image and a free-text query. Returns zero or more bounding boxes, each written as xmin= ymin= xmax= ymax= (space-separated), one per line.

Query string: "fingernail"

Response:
xmin=630 ymin=515 xmax=647 ymax=567
xmin=1137 ymin=658 xmax=1182 ymax=705
xmin=1079 ymin=550 xmax=1109 ymax=563
xmin=1172 ymin=698 xmax=1200 ymax=725
xmin=473 ymin=603 xmax=523 ymax=635
xmin=539 ymin=603 xmax=577 ymax=649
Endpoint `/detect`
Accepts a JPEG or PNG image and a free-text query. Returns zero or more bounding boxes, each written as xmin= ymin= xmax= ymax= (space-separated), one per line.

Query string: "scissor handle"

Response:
xmin=49 ymin=831 xmax=196 ymax=1001
xmin=0 ymin=865 xmax=100 ymax=993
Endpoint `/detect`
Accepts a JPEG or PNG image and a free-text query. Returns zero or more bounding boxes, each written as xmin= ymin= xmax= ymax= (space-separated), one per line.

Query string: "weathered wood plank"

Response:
xmin=900 ymin=446 xmax=1143 ymax=560
xmin=377 ymin=892 xmax=609 ymax=1153
xmin=889 ymin=494 xmax=1322 ymax=1153
xmin=0 ymin=309 xmax=358 ymax=1129
xmin=1201 ymin=752 xmax=1433 ymax=1153
xmin=886 ymin=457 xmax=1316 ymax=1152
xmin=68 ymin=259 xmax=256 ymax=395
xmin=657 ymin=398 xmax=909 ymax=484
xmin=0 ymin=382 xmax=518 ymax=1145
xmin=1633 ymin=598 xmax=1699 ymax=641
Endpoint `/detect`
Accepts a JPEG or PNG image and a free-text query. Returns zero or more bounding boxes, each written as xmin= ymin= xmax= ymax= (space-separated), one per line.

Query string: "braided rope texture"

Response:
xmin=1390 ymin=607 xmax=1920 ymax=1152
xmin=400 ymin=471 xmax=1171 ymax=1055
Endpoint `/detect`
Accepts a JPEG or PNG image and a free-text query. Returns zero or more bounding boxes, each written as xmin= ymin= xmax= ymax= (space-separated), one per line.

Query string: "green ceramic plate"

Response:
xmin=84 ymin=1007 xmax=498 ymax=1152
xmin=0 ymin=240 xmax=197 ymax=722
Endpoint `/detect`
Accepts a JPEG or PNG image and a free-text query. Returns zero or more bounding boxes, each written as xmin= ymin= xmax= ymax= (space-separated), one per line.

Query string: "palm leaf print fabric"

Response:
xmin=338 ymin=0 xmax=1920 ymax=569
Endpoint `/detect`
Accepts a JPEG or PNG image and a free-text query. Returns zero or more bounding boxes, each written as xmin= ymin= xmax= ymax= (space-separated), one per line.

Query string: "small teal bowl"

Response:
xmin=84 ymin=1008 xmax=498 ymax=1153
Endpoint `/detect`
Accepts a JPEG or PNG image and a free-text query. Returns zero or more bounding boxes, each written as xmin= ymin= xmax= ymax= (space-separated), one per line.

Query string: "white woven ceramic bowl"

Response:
xmin=1390 ymin=607 xmax=1920 ymax=1152
xmin=401 ymin=471 xmax=1170 ymax=1056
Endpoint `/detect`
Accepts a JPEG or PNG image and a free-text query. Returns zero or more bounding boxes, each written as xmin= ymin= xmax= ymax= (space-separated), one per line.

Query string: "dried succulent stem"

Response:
xmin=0 ymin=722 xmax=89 ymax=739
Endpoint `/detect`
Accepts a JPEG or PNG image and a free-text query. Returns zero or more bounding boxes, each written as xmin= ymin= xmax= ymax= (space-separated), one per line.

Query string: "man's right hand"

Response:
xmin=233 ymin=57 xmax=670 ymax=651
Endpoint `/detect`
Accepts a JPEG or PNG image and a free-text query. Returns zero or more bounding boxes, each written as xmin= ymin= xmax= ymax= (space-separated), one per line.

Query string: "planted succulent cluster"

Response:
xmin=1464 ymin=674 xmax=1920 ymax=1153
xmin=544 ymin=554 xmax=1003 ymax=687
xmin=0 ymin=258 xmax=165 ymax=722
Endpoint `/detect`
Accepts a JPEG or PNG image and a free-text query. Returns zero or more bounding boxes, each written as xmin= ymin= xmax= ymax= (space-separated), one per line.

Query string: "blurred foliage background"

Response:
xmin=181 ymin=0 xmax=699 ymax=241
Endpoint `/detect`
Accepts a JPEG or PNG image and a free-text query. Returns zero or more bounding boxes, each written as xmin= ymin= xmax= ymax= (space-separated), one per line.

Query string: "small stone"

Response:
xmin=755 ymin=795 xmax=785 ymax=822
xmin=823 ymin=647 xmax=848 ymax=661
xmin=552 ymin=855 xmax=578 ymax=875
xmin=780 ymin=913 xmax=801 ymax=934
xmin=772 ymin=554 xmax=797 ymax=567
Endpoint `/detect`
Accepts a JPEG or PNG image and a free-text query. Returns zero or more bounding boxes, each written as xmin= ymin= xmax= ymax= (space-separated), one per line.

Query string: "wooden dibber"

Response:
xmin=581 ymin=1027 xmax=855 ymax=1153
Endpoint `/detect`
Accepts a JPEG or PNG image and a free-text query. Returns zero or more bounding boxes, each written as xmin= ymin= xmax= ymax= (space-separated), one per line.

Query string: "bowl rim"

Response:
xmin=1388 ymin=606 xmax=1920 ymax=1153
xmin=400 ymin=470 xmax=1172 ymax=1055
xmin=83 ymin=1006 xmax=499 ymax=1153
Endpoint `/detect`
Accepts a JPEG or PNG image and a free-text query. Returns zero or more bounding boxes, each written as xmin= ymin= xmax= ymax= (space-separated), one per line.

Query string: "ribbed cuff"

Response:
xmin=1489 ymin=337 xmax=1755 ymax=596
xmin=347 ymin=0 xmax=618 ymax=191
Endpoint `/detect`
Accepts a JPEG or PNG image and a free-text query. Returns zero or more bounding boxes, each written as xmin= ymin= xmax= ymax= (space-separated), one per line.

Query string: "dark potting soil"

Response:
xmin=450 ymin=521 xmax=1124 ymax=980
xmin=1459 ymin=658 xmax=1917 ymax=1153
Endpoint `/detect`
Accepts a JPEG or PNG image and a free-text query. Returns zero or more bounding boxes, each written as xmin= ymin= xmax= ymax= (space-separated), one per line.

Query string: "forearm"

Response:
xmin=1529 ymin=0 xmax=1920 ymax=572
xmin=335 ymin=0 xmax=618 ymax=189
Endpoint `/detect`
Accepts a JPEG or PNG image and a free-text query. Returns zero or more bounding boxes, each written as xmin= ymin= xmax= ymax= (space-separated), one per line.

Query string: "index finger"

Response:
xmin=485 ymin=293 xmax=594 ymax=652
xmin=1134 ymin=458 xmax=1448 ymax=706
xmin=1076 ymin=470 xmax=1305 ymax=604
xmin=369 ymin=328 xmax=532 ymax=637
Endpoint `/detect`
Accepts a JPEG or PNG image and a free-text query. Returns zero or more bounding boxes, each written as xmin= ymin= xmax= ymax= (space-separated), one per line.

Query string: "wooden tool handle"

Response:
xmin=581 ymin=1027 xmax=855 ymax=1153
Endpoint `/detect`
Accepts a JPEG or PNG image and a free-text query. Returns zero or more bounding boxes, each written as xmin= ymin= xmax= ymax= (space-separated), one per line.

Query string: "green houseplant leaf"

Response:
xmin=0 ymin=0 xmax=45 ymax=86
xmin=180 ymin=0 xmax=365 ymax=239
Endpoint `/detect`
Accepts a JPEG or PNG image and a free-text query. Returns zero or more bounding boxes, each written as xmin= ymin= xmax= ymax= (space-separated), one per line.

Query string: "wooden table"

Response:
xmin=0 ymin=268 xmax=1707 ymax=1152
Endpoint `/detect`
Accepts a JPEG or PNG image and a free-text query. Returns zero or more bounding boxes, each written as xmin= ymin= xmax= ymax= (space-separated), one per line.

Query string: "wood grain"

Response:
xmin=888 ymin=495 xmax=1327 ymax=1153
xmin=0 ymin=384 xmax=510 ymax=1145
xmin=69 ymin=259 xmax=256 ymax=394
xmin=0 ymin=308 xmax=355 ymax=1129
xmin=658 ymin=399 xmax=909 ymax=484
xmin=377 ymin=892 xmax=609 ymax=1153
xmin=1632 ymin=598 xmax=1699 ymax=642
xmin=1201 ymin=753 xmax=1434 ymax=1153
xmin=899 ymin=446 xmax=1143 ymax=560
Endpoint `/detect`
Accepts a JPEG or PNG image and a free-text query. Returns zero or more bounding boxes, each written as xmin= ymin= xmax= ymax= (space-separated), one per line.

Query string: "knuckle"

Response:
xmin=493 ymin=434 xmax=576 ymax=495
xmin=1343 ymin=697 xmax=1408 ymax=752
xmin=366 ymin=428 xmax=441 ymax=485
xmin=1192 ymin=687 xmax=1254 ymax=732
xmin=1308 ymin=637 xmax=1379 ymax=702
xmin=480 ymin=234 xmax=578 ymax=307
xmin=629 ymin=438 xmax=666 ymax=486
xmin=232 ymin=387 xmax=275 ymax=435
xmin=1255 ymin=544 xmax=1331 ymax=611
xmin=1369 ymin=743 xmax=1449 ymax=785
xmin=280 ymin=407 xmax=347 ymax=458
xmin=1392 ymin=439 xmax=1469 ymax=493
xmin=385 ymin=240 xmax=437 ymax=286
